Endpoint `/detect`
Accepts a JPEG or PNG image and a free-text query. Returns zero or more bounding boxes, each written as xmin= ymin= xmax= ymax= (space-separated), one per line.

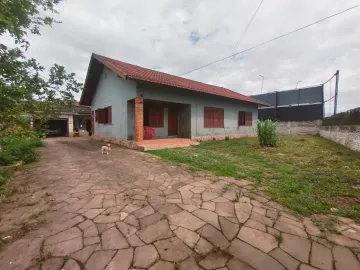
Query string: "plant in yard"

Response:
xmin=274 ymin=233 xmax=283 ymax=244
xmin=36 ymin=251 xmax=52 ymax=263
xmin=173 ymin=262 xmax=180 ymax=270
xmin=232 ymin=190 xmax=241 ymax=202
xmin=256 ymin=120 xmax=279 ymax=147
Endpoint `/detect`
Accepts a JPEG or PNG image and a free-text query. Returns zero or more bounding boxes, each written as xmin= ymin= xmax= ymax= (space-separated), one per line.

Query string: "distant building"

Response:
xmin=251 ymin=85 xmax=324 ymax=122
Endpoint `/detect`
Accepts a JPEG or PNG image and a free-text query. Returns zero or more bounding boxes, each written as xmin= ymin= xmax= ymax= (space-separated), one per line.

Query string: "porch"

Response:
xmin=126 ymin=97 xmax=194 ymax=150
xmin=137 ymin=138 xmax=199 ymax=151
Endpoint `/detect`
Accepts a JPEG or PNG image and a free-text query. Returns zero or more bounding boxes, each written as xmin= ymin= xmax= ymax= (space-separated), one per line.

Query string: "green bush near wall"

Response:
xmin=256 ymin=119 xmax=279 ymax=147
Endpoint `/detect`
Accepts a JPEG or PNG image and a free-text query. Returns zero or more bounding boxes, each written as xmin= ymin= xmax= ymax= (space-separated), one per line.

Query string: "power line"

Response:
xmin=179 ymin=5 xmax=359 ymax=77
xmin=322 ymin=72 xmax=337 ymax=85
xmin=217 ymin=0 xmax=264 ymax=79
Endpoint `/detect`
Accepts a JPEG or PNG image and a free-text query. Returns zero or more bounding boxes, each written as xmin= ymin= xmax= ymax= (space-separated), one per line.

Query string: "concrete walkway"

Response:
xmin=0 ymin=138 xmax=359 ymax=270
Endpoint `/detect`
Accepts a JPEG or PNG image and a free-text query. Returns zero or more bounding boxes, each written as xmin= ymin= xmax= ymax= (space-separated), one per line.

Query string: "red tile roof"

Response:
xmin=91 ymin=54 xmax=266 ymax=105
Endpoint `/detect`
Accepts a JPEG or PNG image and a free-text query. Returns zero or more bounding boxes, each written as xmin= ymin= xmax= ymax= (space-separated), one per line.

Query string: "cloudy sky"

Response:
xmin=8 ymin=0 xmax=360 ymax=113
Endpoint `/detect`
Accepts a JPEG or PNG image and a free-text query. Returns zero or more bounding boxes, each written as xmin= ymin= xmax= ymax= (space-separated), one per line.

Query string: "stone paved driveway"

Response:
xmin=0 ymin=138 xmax=359 ymax=270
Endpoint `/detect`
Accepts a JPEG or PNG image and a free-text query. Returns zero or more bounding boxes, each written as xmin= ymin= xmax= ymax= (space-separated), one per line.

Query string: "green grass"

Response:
xmin=150 ymin=135 xmax=360 ymax=222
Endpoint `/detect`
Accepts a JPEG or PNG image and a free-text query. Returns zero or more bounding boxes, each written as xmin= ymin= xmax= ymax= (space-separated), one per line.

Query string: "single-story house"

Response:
xmin=80 ymin=53 xmax=266 ymax=150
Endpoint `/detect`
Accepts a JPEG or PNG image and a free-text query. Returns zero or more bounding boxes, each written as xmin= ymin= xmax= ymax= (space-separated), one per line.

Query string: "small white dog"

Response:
xmin=101 ymin=144 xmax=111 ymax=154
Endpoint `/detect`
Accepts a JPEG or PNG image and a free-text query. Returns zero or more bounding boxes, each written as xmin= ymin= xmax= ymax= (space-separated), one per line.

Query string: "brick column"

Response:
xmin=135 ymin=97 xmax=144 ymax=142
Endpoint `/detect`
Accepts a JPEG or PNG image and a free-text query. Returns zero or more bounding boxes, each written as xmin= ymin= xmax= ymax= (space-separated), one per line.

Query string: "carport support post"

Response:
xmin=135 ymin=97 xmax=144 ymax=142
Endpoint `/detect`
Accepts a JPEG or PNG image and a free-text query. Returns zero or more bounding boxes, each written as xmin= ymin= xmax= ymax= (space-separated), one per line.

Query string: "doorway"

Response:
xmin=168 ymin=107 xmax=178 ymax=136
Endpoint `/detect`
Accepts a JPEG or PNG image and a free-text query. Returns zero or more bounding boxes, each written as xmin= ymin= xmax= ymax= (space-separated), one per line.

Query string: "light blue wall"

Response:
xmin=91 ymin=71 xmax=258 ymax=140
xmin=137 ymin=84 xmax=258 ymax=138
xmin=92 ymin=69 xmax=136 ymax=139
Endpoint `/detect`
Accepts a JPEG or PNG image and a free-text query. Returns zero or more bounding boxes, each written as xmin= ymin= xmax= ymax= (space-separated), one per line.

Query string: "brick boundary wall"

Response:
xmin=277 ymin=120 xmax=322 ymax=135
xmin=193 ymin=133 xmax=257 ymax=142
xmin=91 ymin=135 xmax=143 ymax=151
xmin=320 ymin=125 xmax=360 ymax=152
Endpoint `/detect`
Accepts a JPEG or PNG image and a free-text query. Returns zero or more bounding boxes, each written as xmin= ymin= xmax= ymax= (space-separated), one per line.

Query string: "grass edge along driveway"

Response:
xmin=150 ymin=135 xmax=360 ymax=222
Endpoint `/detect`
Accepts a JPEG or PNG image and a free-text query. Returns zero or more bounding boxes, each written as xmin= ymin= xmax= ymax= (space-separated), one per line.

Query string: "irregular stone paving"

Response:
xmin=0 ymin=138 xmax=359 ymax=270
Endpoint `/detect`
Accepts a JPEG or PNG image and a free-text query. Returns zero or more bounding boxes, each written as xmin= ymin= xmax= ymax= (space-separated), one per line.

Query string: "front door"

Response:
xmin=168 ymin=107 xmax=178 ymax=136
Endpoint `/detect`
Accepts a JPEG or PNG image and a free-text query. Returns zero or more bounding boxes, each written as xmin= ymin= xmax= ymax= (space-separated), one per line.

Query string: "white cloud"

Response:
xmin=8 ymin=0 xmax=360 ymax=113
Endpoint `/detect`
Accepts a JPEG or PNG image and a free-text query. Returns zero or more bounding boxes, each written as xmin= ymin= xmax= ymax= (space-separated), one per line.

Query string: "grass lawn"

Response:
xmin=150 ymin=135 xmax=360 ymax=222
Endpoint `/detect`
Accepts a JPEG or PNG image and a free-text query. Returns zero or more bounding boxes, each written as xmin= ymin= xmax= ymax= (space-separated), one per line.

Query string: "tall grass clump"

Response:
xmin=256 ymin=119 xmax=278 ymax=147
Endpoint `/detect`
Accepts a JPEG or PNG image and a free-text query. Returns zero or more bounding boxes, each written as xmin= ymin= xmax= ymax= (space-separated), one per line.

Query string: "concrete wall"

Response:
xmin=320 ymin=125 xmax=360 ymax=152
xmin=137 ymin=84 xmax=258 ymax=138
xmin=127 ymin=101 xmax=135 ymax=140
xmin=277 ymin=120 xmax=322 ymax=135
xmin=179 ymin=105 xmax=191 ymax=138
xmin=59 ymin=113 xmax=73 ymax=137
xmin=92 ymin=69 xmax=137 ymax=139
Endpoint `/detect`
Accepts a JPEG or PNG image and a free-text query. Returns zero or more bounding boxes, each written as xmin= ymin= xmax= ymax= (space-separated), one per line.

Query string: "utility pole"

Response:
xmin=259 ymin=75 xmax=264 ymax=94
xmin=334 ymin=70 xmax=339 ymax=115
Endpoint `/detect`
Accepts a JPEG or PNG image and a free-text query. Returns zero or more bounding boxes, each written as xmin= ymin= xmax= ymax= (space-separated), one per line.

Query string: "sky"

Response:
xmin=5 ymin=0 xmax=360 ymax=114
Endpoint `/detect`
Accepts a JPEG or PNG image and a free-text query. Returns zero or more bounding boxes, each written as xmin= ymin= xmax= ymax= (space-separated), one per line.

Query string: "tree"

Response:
xmin=0 ymin=0 xmax=83 ymax=135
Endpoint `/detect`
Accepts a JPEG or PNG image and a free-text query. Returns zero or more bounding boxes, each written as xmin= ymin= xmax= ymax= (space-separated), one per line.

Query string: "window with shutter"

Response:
xmin=107 ymin=106 xmax=112 ymax=124
xmin=148 ymin=105 xmax=164 ymax=127
xmin=245 ymin=112 xmax=252 ymax=126
xmin=239 ymin=111 xmax=245 ymax=126
xmin=204 ymin=107 xmax=224 ymax=128
xmin=98 ymin=108 xmax=105 ymax=123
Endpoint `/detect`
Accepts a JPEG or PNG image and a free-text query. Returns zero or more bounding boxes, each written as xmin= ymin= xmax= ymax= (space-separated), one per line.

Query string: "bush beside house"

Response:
xmin=0 ymin=131 xmax=44 ymax=200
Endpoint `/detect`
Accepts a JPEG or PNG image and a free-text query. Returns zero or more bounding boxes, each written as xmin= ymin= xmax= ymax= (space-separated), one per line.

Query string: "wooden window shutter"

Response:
xmin=98 ymin=108 xmax=105 ymax=123
xmin=107 ymin=106 xmax=112 ymax=124
xmin=213 ymin=108 xmax=219 ymax=128
xmin=204 ymin=107 xmax=224 ymax=128
xmin=149 ymin=105 xmax=164 ymax=128
xmin=245 ymin=112 xmax=252 ymax=126
xmin=204 ymin=107 xmax=209 ymax=128
xmin=239 ymin=111 xmax=245 ymax=126
xmin=204 ymin=107 xmax=212 ymax=128
xmin=218 ymin=108 xmax=224 ymax=128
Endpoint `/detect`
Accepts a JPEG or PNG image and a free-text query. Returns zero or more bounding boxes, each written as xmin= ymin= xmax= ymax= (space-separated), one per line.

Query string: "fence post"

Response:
xmin=334 ymin=70 xmax=340 ymax=115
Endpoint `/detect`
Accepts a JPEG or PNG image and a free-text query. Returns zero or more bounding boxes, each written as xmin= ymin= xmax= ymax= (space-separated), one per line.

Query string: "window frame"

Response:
xmin=239 ymin=111 xmax=252 ymax=126
xmin=96 ymin=106 xmax=112 ymax=124
xmin=204 ymin=107 xmax=224 ymax=128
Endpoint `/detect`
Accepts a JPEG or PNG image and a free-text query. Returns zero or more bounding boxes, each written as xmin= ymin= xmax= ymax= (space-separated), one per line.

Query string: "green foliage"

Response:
xmin=0 ymin=0 xmax=82 ymax=137
xmin=225 ymin=136 xmax=230 ymax=140
xmin=0 ymin=134 xmax=43 ymax=166
xmin=256 ymin=120 xmax=278 ymax=147
xmin=0 ymin=0 xmax=61 ymax=48
xmin=0 ymin=166 xmax=14 ymax=199
xmin=150 ymin=135 xmax=360 ymax=222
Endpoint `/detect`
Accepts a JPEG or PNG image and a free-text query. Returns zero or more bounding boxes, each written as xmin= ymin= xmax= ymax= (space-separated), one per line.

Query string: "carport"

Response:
xmin=46 ymin=119 xmax=68 ymax=137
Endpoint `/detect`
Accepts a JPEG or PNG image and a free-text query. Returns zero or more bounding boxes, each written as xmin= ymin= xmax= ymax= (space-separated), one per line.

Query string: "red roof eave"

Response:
xmin=92 ymin=54 xmax=268 ymax=106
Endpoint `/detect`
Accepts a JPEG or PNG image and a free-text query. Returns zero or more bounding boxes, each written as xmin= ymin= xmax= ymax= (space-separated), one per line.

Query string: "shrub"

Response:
xmin=0 ymin=167 xmax=13 ymax=198
xmin=0 ymin=133 xmax=43 ymax=166
xmin=256 ymin=119 xmax=278 ymax=147
xmin=225 ymin=136 xmax=230 ymax=140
